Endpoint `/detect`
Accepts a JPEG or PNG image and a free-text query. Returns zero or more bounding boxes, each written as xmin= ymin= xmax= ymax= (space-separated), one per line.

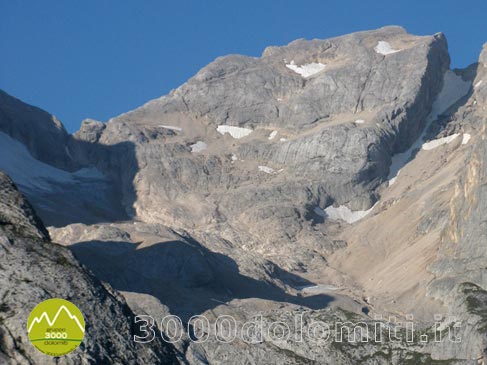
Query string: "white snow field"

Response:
xmin=462 ymin=133 xmax=471 ymax=145
xmin=285 ymin=60 xmax=326 ymax=78
xmin=324 ymin=204 xmax=376 ymax=224
xmin=422 ymin=133 xmax=459 ymax=150
xmin=0 ymin=132 xmax=105 ymax=192
xmin=268 ymin=130 xmax=278 ymax=140
xmin=475 ymin=80 xmax=483 ymax=89
xmin=354 ymin=119 xmax=365 ymax=124
xmin=374 ymin=41 xmax=400 ymax=55
xmin=314 ymin=203 xmax=376 ymax=224
xmin=190 ymin=141 xmax=207 ymax=153
xmin=388 ymin=70 xmax=471 ymax=186
xmin=217 ymin=125 xmax=253 ymax=139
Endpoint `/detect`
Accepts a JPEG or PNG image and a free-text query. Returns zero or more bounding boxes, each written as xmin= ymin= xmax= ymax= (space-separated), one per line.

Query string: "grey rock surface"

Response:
xmin=423 ymin=45 xmax=487 ymax=359
xmin=479 ymin=42 xmax=487 ymax=66
xmin=73 ymin=119 xmax=106 ymax=144
xmin=98 ymin=27 xmax=449 ymax=226
xmin=0 ymin=172 xmax=50 ymax=241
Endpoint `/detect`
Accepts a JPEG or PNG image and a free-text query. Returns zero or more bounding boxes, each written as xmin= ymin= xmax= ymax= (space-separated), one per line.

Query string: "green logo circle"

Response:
xmin=27 ymin=298 xmax=85 ymax=356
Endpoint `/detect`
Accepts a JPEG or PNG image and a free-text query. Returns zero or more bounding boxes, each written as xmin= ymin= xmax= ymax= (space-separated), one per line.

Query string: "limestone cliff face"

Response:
xmin=60 ymin=27 xmax=452 ymax=269
xmin=93 ymin=27 xmax=449 ymax=229
xmin=432 ymin=44 xmax=487 ymax=289
xmin=479 ymin=42 xmax=487 ymax=66
xmin=425 ymin=45 xmax=487 ymax=359
xmin=0 ymin=172 xmax=180 ymax=365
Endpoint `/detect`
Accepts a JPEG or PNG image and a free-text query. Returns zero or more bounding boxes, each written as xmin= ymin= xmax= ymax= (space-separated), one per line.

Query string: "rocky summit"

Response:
xmin=1 ymin=26 xmax=487 ymax=364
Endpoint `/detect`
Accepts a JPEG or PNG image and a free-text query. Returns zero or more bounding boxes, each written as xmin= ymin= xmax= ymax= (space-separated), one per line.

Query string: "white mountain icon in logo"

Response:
xmin=27 ymin=305 xmax=85 ymax=333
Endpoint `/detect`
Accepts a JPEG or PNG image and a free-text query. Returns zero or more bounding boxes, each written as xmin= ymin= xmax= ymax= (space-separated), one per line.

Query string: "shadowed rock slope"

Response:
xmin=0 ymin=172 xmax=180 ymax=365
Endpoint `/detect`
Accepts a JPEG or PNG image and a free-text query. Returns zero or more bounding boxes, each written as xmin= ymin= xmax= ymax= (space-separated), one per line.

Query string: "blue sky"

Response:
xmin=1 ymin=0 xmax=486 ymax=133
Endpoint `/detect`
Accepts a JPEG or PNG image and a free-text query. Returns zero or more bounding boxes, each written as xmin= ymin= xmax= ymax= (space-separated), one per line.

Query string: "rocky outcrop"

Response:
xmin=479 ymin=42 xmax=487 ymax=66
xmin=73 ymin=119 xmax=106 ymax=144
xmin=0 ymin=172 xmax=49 ymax=241
xmin=0 ymin=171 xmax=180 ymax=365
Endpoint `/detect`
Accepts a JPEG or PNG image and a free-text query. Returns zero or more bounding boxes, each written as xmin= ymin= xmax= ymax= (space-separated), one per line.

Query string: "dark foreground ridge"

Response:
xmin=0 ymin=171 xmax=180 ymax=365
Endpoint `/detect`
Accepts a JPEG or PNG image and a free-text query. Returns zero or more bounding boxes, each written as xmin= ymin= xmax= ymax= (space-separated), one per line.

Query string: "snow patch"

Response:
xmin=217 ymin=125 xmax=253 ymax=139
xmin=285 ymin=60 xmax=326 ymax=78
xmin=462 ymin=133 xmax=471 ymax=145
xmin=354 ymin=119 xmax=365 ymax=124
xmin=374 ymin=41 xmax=400 ymax=55
xmin=315 ymin=203 xmax=376 ymax=224
xmin=279 ymin=138 xmax=287 ymax=142
xmin=231 ymin=154 xmax=238 ymax=162
xmin=314 ymin=203 xmax=376 ymax=224
xmin=422 ymin=134 xmax=459 ymax=150
xmin=190 ymin=141 xmax=207 ymax=153
xmin=387 ymin=71 xmax=471 ymax=186
xmin=430 ymin=72 xmax=471 ymax=116
xmin=159 ymin=125 xmax=182 ymax=131
xmin=268 ymin=130 xmax=278 ymax=140
xmin=475 ymin=80 xmax=483 ymax=88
